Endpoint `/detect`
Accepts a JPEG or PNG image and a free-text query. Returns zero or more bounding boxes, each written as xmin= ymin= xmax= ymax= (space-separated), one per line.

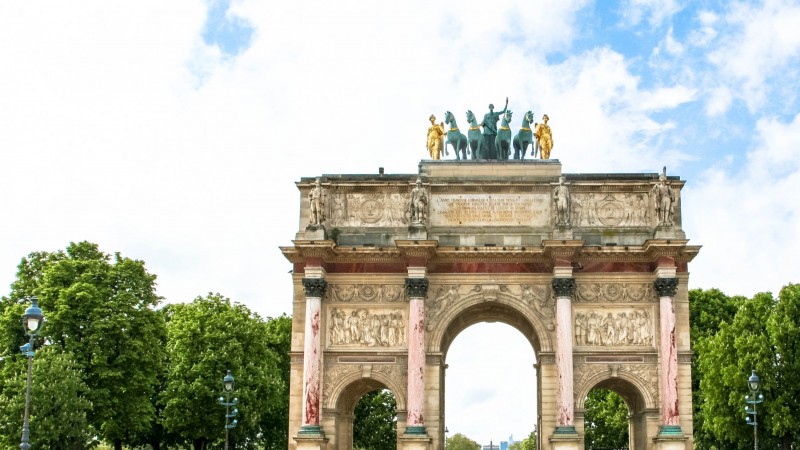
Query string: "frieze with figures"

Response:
xmin=328 ymin=192 xmax=410 ymax=227
xmin=575 ymin=283 xmax=656 ymax=303
xmin=570 ymin=192 xmax=651 ymax=227
xmin=327 ymin=307 xmax=407 ymax=348
xmin=425 ymin=283 xmax=555 ymax=332
xmin=574 ymin=308 xmax=655 ymax=347
xmin=324 ymin=284 xmax=404 ymax=303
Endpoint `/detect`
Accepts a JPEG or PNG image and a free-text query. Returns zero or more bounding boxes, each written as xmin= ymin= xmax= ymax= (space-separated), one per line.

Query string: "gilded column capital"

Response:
xmin=302 ymin=277 xmax=328 ymax=298
xmin=405 ymin=278 xmax=429 ymax=299
xmin=654 ymin=277 xmax=678 ymax=298
xmin=551 ymin=277 xmax=576 ymax=298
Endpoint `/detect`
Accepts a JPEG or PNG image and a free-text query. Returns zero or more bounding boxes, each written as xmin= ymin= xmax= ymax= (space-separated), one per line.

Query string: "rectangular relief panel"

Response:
xmin=325 ymin=305 xmax=408 ymax=350
xmin=573 ymin=306 xmax=656 ymax=349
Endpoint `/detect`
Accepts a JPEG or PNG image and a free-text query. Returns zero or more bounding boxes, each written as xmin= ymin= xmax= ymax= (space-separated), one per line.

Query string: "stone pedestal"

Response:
xmin=408 ymin=224 xmax=428 ymax=240
xmin=293 ymin=434 xmax=328 ymax=450
xmin=552 ymin=227 xmax=573 ymax=240
xmin=304 ymin=225 xmax=327 ymax=240
xmin=549 ymin=428 xmax=581 ymax=450
xmin=398 ymin=433 xmax=432 ymax=450
xmin=653 ymin=429 xmax=688 ymax=450
xmin=654 ymin=225 xmax=676 ymax=239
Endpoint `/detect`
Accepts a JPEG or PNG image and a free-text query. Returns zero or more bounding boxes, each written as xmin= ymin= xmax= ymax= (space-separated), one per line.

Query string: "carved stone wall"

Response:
xmin=328 ymin=192 xmax=410 ymax=227
xmin=324 ymin=284 xmax=405 ymax=303
xmin=574 ymin=307 xmax=656 ymax=347
xmin=326 ymin=307 xmax=407 ymax=349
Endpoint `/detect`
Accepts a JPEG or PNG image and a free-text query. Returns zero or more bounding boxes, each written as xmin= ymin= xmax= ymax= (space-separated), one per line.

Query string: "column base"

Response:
xmin=549 ymin=426 xmax=581 ymax=450
xmin=653 ymin=426 xmax=687 ymax=450
xmin=398 ymin=431 xmax=431 ymax=450
xmin=294 ymin=427 xmax=328 ymax=450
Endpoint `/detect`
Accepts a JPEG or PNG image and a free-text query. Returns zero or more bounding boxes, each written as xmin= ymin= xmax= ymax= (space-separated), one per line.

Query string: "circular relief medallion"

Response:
xmin=358 ymin=199 xmax=384 ymax=224
xmin=596 ymin=200 xmax=624 ymax=226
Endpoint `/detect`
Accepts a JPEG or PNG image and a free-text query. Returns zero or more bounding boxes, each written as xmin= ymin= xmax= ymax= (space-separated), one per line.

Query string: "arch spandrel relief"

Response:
xmin=574 ymin=363 xmax=659 ymax=410
xmin=574 ymin=307 xmax=656 ymax=348
xmin=321 ymin=362 xmax=407 ymax=411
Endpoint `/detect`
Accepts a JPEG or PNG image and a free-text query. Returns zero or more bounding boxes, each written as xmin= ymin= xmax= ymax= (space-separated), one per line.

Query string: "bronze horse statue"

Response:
xmin=465 ymin=110 xmax=483 ymax=159
xmin=444 ymin=111 xmax=468 ymax=160
xmin=513 ymin=110 xmax=534 ymax=159
xmin=495 ymin=110 xmax=513 ymax=160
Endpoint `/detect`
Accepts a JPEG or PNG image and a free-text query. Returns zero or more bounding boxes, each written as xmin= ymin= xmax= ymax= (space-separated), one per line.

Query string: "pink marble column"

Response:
xmin=405 ymin=277 xmax=429 ymax=435
xmin=299 ymin=277 xmax=327 ymax=435
xmin=654 ymin=276 xmax=681 ymax=433
xmin=552 ymin=276 xmax=577 ymax=434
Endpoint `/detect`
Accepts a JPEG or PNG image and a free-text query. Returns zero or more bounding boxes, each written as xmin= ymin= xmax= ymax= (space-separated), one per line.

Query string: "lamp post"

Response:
xmin=745 ymin=370 xmax=763 ymax=450
xmin=218 ymin=370 xmax=238 ymax=450
xmin=20 ymin=296 xmax=44 ymax=450
xmin=444 ymin=426 xmax=448 ymax=449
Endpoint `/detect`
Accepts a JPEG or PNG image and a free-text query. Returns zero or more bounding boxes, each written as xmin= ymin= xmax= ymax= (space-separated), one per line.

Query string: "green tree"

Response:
xmin=2 ymin=242 xmax=166 ymax=450
xmin=688 ymin=288 xmax=741 ymax=450
xmin=353 ymin=389 xmax=397 ymax=450
xmin=446 ymin=432 xmax=480 ymax=450
xmin=260 ymin=314 xmax=292 ymax=450
xmin=699 ymin=284 xmax=800 ymax=449
xmin=583 ymin=388 xmax=628 ymax=449
xmin=0 ymin=348 xmax=93 ymax=449
xmin=160 ymin=293 xmax=285 ymax=450
xmin=509 ymin=430 xmax=536 ymax=450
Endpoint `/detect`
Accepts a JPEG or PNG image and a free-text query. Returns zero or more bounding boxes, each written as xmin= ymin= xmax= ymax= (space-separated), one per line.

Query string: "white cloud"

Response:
xmin=707 ymin=0 xmax=800 ymax=111
xmin=620 ymin=0 xmax=682 ymax=27
xmin=685 ymin=113 xmax=800 ymax=297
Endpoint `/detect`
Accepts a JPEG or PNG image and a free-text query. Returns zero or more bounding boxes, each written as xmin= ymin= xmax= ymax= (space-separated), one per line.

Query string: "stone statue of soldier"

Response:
xmin=553 ymin=176 xmax=571 ymax=227
xmin=308 ymin=178 xmax=325 ymax=227
xmin=408 ymin=178 xmax=428 ymax=225
xmin=480 ymin=97 xmax=508 ymax=160
xmin=652 ymin=168 xmax=675 ymax=226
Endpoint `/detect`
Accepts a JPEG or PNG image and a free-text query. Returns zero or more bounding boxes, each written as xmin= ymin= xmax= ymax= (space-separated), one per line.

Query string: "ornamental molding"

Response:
xmin=322 ymin=361 xmax=406 ymax=409
xmin=575 ymin=282 xmax=656 ymax=303
xmin=574 ymin=362 xmax=659 ymax=408
xmin=324 ymin=284 xmax=404 ymax=303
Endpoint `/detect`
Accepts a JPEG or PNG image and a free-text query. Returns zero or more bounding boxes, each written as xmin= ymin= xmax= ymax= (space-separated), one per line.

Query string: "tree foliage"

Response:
xmin=160 ymin=293 xmax=286 ymax=450
xmin=0 ymin=348 xmax=93 ymax=449
xmin=353 ymin=389 xmax=397 ymax=450
xmin=698 ymin=284 xmax=800 ymax=449
xmin=508 ymin=430 xmax=536 ymax=450
xmin=1 ymin=242 xmax=166 ymax=450
xmin=583 ymin=388 xmax=628 ymax=449
xmin=446 ymin=432 xmax=481 ymax=450
xmin=688 ymin=288 xmax=741 ymax=450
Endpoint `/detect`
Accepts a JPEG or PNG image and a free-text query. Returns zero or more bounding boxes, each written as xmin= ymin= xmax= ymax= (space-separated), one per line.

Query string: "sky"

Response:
xmin=2 ymin=0 xmax=800 ymax=445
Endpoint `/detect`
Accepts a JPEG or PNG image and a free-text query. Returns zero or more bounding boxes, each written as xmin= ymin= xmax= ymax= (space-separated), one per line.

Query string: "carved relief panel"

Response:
xmin=574 ymin=307 xmax=656 ymax=348
xmin=575 ymin=282 xmax=657 ymax=303
xmin=570 ymin=192 xmax=651 ymax=227
xmin=326 ymin=306 xmax=407 ymax=349
xmin=324 ymin=284 xmax=405 ymax=303
xmin=328 ymin=192 xmax=410 ymax=227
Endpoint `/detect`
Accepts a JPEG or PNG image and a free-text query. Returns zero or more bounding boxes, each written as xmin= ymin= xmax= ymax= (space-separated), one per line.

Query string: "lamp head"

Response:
xmin=748 ymin=370 xmax=761 ymax=392
xmin=223 ymin=370 xmax=235 ymax=392
xmin=22 ymin=297 xmax=44 ymax=335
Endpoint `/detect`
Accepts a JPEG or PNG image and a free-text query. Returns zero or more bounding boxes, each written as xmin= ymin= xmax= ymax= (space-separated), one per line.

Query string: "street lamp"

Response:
xmin=218 ymin=370 xmax=238 ymax=450
xmin=444 ymin=426 xmax=448 ymax=449
xmin=20 ymin=296 xmax=44 ymax=450
xmin=745 ymin=370 xmax=763 ymax=450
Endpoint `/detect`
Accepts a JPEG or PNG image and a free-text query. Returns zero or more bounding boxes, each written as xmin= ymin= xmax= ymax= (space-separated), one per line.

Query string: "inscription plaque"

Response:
xmin=431 ymin=194 xmax=550 ymax=227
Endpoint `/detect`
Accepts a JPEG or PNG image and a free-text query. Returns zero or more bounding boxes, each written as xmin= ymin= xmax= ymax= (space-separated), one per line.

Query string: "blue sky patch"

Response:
xmin=202 ymin=0 xmax=255 ymax=57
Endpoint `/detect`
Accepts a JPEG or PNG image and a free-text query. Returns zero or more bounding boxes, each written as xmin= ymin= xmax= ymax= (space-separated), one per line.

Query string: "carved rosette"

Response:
xmin=654 ymin=277 xmax=678 ymax=298
xmin=552 ymin=277 xmax=576 ymax=298
xmin=405 ymin=278 xmax=429 ymax=299
xmin=302 ymin=278 xmax=328 ymax=298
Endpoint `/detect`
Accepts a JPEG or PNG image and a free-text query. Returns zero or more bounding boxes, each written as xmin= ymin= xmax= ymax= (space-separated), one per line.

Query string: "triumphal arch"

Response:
xmin=281 ymin=160 xmax=699 ymax=450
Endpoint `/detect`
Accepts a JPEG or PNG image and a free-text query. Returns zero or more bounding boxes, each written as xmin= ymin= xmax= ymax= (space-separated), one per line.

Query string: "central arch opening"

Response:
xmin=441 ymin=299 xmax=542 ymax=450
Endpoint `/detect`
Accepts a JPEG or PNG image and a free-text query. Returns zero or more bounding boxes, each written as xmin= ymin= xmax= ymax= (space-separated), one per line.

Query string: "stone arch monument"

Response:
xmin=281 ymin=160 xmax=700 ymax=450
